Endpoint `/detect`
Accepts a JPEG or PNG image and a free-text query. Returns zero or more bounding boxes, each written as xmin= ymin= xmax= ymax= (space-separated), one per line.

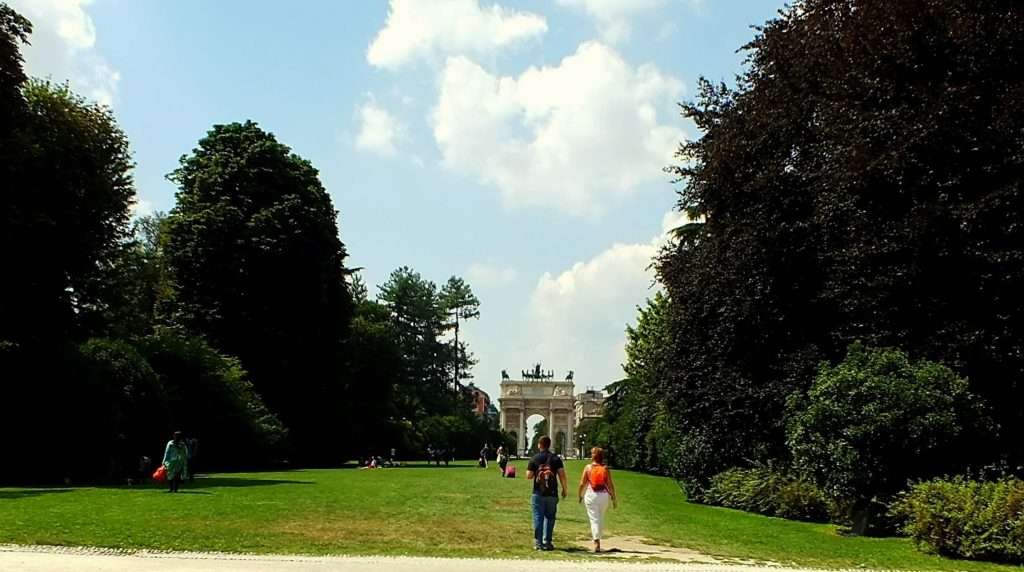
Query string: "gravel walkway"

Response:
xmin=0 ymin=544 xmax=887 ymax=572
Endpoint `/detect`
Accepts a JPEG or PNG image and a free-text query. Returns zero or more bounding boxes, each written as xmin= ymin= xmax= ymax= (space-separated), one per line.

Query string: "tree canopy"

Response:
xmin=656 ymin=0 xmax=1024 ymax=488
xmin=163 ymin=121 xmax=354 ymax=463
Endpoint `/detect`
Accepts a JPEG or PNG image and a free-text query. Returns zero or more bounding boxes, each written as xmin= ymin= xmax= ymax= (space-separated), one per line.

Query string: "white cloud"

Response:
xmin=9 ymin=0 xmax=120 ymax=106
xmin=557 ymin=0 xmax=702 ymax=43
xmin=556 ymin=0 xmax=666 ymax=42
xmin=367 ymin=0 xmax=547 ymax=69
xmin=521 ymin=210 xmax=690 ymax=386
xmin=467 ymin=263 xmax=518 ymax=287
xmin=432 ymin=41 xmax=685 ymax=217
xmin=355 ymin=99 xmax=403 ymax=157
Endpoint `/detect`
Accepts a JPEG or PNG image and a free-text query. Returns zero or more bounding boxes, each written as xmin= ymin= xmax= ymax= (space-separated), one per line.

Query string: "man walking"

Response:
xmin=526 ymin=435 xmax=568 ymax=551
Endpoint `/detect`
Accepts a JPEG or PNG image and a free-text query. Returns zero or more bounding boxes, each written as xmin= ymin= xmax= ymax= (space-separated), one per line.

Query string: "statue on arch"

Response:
xmin=566 ymin=370 xmax=574 ymax=381
xmin=501 ymin=369 xmax=510 ymax=381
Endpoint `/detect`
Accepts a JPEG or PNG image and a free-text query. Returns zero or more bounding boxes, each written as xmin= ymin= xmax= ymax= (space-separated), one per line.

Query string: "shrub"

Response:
xmin=704 ymin=467 xmax=830 ymax=522
xmin=138 ymin=327 xmax=287 ymax=469
xmin=787 ymin=342 xmax=990 ymax=533
xmin=893 ymin=477 xmax=1024 ymax=563
xmin=78 ymin=338 xmax=170 ymax=480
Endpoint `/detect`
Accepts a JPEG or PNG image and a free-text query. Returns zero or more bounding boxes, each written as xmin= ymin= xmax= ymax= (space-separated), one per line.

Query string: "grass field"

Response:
xmin=0 ymin=459 xmax=1018 ymax=570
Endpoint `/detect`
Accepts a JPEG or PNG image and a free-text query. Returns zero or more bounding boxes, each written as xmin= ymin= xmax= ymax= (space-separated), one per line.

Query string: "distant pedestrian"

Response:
xmin=577 ymin=447 xmax=617 ymax=552
xmin=526 ymin=435 xmax=567 ymax=551
xmin=162 ymin=431 xmax=188 ymax=493
xmin=479 ymin=445 xmax=489 ymax=468
xmin=496 ymin=446 xmax=508 ymax=476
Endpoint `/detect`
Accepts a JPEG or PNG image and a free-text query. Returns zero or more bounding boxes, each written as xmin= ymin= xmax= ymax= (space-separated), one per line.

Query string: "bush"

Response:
xmin=787 ymin=342 xmax=990 ymax=533
xmin=893 ymin=477 xmax=1024 ymax=563
xmin=138 ymin=327 xmax=287 ymax=470
xmin=704 ymin=467 xmax=830 ymax=522
xmin=78 ymin=338 xmax=171 ymax=480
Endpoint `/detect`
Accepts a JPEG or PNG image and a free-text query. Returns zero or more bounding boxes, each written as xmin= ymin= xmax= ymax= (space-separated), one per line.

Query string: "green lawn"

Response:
xmin=0 ymin=460 xmax=1018 ymax=570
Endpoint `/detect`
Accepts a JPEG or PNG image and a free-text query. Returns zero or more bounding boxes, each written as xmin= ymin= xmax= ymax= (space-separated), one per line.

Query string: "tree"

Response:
xmin=344 ymin=292 xmax=404 ymax=456
xmin=597 ymin=293 xmax=678 ymax=473
xmin=788 ymin=343 xmax=989 ymax=533
xmin=439 ymin=276 xmax=480 ymax=389
xmin=378 ymin=267 xmax=452 ymax=418
xmin=163 ymin=121 xmax=353 ymax=463
xmin=138 ymin=327 xmax=287 ymax=469
xmin=1 ymin=80 xmax=135 ymax=345
xmin=0 ymin=3 xmax=29 ymax=128
xmin=76 ymin=213 xmax=173 ymax=340
xmin=657 ymin=0 xmax=1024 ymax=487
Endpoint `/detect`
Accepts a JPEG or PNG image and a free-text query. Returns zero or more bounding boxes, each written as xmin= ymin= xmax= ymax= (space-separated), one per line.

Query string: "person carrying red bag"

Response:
xmin=161 ymin=431 xmax=189 ymax=493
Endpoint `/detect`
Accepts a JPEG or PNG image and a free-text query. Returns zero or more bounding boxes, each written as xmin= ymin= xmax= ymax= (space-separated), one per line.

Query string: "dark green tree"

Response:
xmin=0 ymin=3 xmax=29 ymax=129
xmin=1 ymin=80 xmax=134 ymax=345
xmin=138 ymin=327 xmax=287 ymax=469
xmin=163 ymin=121 xmax=353 ymax=463
xmin=378 ymin=267 xmax=452 ymax=418
xmin=657 ymin=0 xmax=1024 ymax=487
xmin=788 ymin=343 xmax=989 ymax=533
xmin=344 ymin=290 xmax=404 ymax=456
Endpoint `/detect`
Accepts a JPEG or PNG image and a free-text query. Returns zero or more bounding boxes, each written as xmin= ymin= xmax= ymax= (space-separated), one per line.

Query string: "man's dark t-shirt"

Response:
xmin=528 ymin=450 xmax=564 ymax=496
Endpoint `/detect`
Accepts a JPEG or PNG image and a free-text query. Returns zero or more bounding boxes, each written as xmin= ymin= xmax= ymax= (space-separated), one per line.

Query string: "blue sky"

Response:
xmin=13 ymin=0 xmax=787 ymax=403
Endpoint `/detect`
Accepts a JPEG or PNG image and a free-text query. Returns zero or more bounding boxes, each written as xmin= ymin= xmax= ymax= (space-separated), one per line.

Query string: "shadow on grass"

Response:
xmin=0 ymin=489 xmax=75 ymax=499
xmin=557 ymin=546 xmax=592 ymax=555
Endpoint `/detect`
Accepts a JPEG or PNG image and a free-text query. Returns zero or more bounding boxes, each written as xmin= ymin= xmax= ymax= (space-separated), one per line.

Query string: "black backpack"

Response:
xmin=535 ymin=452 xmax=557 ymax=495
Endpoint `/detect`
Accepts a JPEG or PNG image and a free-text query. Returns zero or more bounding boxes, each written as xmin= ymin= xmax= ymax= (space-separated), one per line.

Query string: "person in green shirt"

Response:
xmin=162 ymin=431 xmax=188 ymax=493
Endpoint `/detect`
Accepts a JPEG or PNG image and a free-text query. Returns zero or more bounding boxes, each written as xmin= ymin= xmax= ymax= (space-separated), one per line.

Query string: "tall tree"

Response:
xmin=440 ymin=276 xmax=480 ymax=389
xmin=658 ymin=0 xmax=1024 ymax=487
xmin=163 ymin=121 xmax=354 ymax=463
xmin=378 ymin=267 xmax=451 ymax=418
xmin=1 ymin=79 xmax=135 ymax=345
xmin=0 ymin=3 xmax=29 ymax=128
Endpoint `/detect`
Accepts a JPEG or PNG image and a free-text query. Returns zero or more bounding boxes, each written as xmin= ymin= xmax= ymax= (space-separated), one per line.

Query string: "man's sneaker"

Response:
xmin=534 ymin=545 xmax=543 ymax=551
xmin=542 ymin=544 xmax=555 ymax=551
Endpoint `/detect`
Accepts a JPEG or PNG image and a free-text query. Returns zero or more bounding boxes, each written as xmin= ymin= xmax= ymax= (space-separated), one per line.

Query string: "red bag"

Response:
xmin=152 ymin=465 xmax=167 ymax=482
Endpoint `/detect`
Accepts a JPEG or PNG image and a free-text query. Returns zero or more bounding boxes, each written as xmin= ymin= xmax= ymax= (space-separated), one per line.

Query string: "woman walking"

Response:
xmin=577 ymin=447 xmax=617 ymax=552
xmin=162 ymin=431 xmax=189 ymax=493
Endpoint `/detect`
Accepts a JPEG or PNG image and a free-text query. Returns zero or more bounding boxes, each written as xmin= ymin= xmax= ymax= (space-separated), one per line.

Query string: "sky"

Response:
xmin=11 ymin=0 xmax=788 ymax=406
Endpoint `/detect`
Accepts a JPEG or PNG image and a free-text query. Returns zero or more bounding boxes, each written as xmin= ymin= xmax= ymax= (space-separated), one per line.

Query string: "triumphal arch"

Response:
xmin=498 ymin=364 xmax=575 ymax=456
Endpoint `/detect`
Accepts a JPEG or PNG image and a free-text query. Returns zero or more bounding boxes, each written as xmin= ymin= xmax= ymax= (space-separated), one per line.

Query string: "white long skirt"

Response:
xmin=583 ymin=489 xmax=611 ymax=540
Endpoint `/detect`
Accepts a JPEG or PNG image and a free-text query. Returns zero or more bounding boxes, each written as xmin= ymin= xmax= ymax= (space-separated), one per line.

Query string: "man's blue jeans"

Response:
xmin=531 ymin=493 xmax=559 ymax=547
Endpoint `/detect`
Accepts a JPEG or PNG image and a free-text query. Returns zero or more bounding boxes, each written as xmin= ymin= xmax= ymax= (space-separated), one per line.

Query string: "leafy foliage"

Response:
xmin=893 ymin=477 xmax=1024 ymax=563
xmin=656 ymin=0 xmax=1024 ymax=489
xmin=788 ymin=343 xmax=989 ymax=530
xmin=705 ymin=467 xmax=830 ymax=523
xmin=595 ymin=293 xmax=678 ymax=473
xmin=138 ymin=327 xmax=287 ymax=468
xmin=163 ymin=121 xmax=353 ymax=463
xmin=2 ymin=80 xmax=134 ymax=345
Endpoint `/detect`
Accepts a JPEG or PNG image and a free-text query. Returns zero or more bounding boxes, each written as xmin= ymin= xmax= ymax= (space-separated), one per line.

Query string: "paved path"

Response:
xmin=0 ymin=545 xmax=874 ymax=572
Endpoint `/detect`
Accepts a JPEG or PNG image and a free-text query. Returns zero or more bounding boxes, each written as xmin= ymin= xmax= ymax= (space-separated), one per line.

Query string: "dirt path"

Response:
xmin=0 ymin=544 xmax=876 ymax=572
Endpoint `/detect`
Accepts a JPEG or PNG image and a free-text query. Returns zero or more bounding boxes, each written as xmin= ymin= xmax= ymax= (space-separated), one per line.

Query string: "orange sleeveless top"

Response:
xmin=589 ymin=464 xmax=608 ymax=491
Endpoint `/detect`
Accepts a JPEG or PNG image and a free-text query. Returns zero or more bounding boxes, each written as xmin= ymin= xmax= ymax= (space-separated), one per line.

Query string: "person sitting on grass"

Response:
xmin=162 ymin=431 xmax=188 ymax=493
